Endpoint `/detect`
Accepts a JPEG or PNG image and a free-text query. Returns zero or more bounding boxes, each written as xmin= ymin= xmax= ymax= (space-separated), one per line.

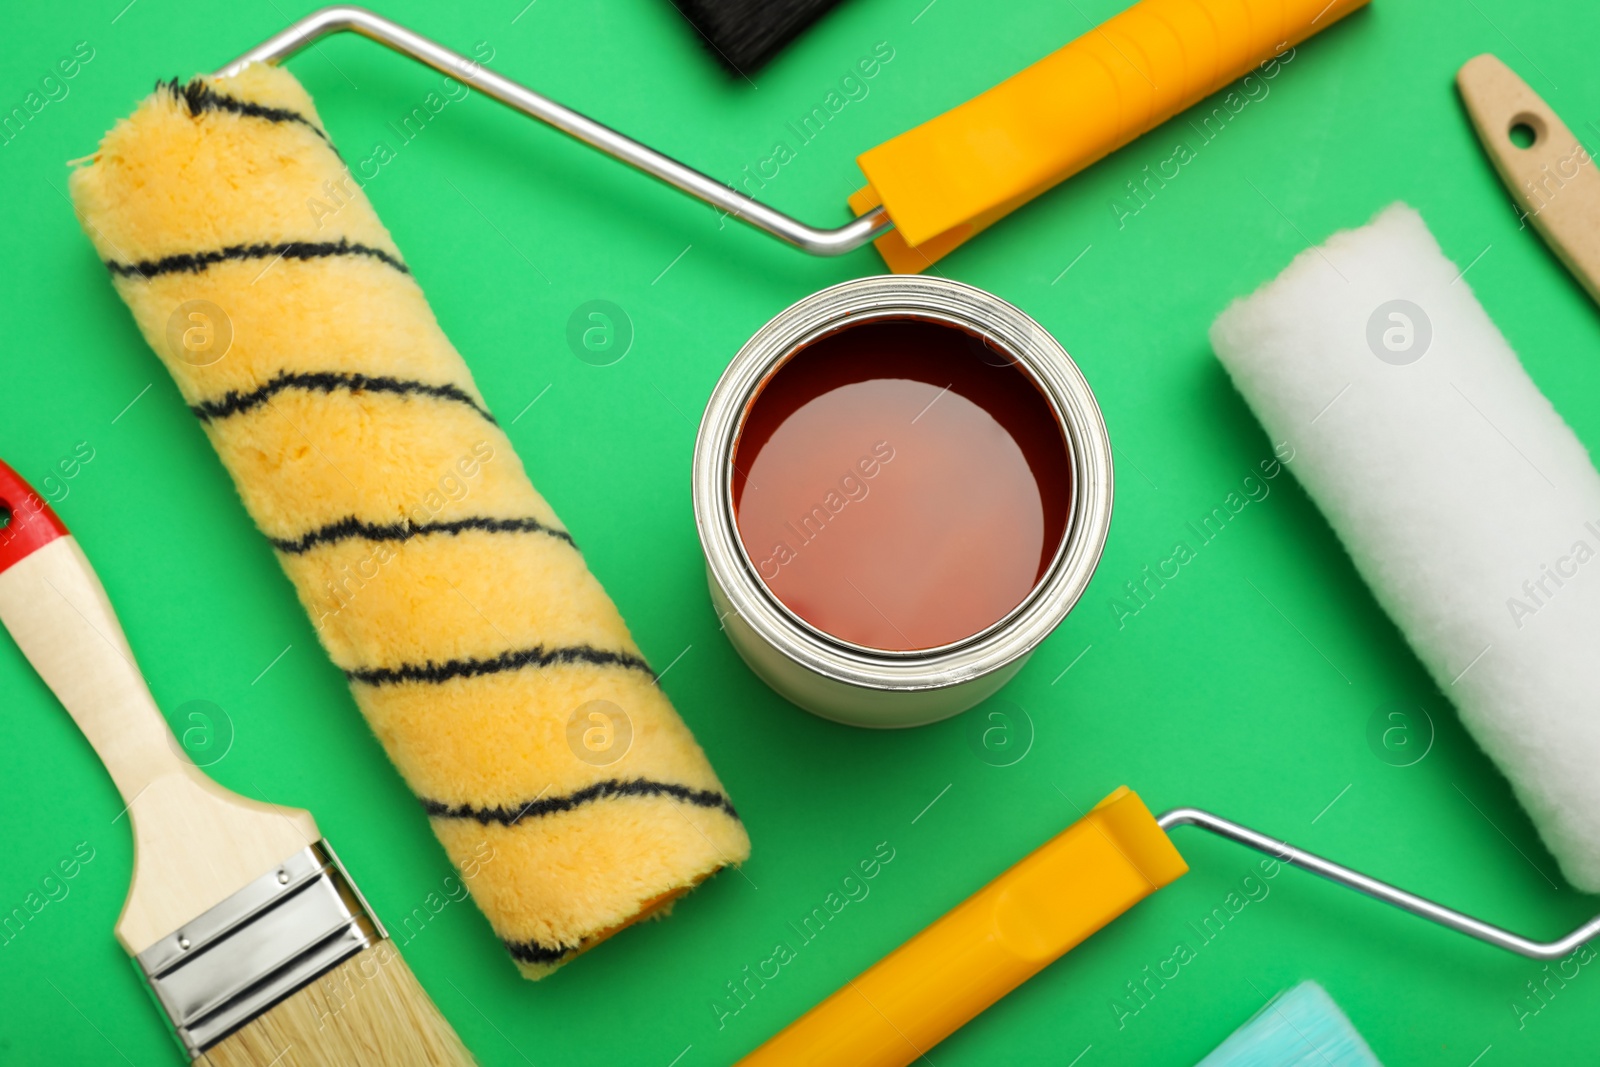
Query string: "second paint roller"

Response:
xmin=1212 ymin=204 xmax=1600 ymax=891
xmin=736 ymin=788 xmax=1600 ymax=1067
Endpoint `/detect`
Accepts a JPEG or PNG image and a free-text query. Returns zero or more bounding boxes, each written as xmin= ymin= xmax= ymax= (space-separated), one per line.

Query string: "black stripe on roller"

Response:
xmin=106 ymin=238 xmax=407 ymax=279
xmin=481 ymin=779 xmax=746 ymax=968
xmin=503 ymin=939 xmax=577 ymax=966
xmin=160 ymin=77 xmax=332 ymax=145
xmin=422 ymin=778 xmax=741 ymax=826
xmin=189 ymin=370 xmax=495 ymax=426
xmin=269 ymin=515 xmax=576 ymax=554
xmin=346 ymin=645 xmax=656 ymax=687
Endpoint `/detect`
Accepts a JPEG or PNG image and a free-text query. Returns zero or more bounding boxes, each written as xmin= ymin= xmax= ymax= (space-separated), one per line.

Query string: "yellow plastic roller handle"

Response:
xmin=736 ymin=787 xmax=1188 ymax=1067
xmin=850 ymin=0 xmax=1371 ymax=272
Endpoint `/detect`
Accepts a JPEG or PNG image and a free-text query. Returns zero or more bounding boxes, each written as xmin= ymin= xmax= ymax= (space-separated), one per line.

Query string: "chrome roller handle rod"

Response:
xmin=1159 ymin=807 xmax=1600 ymax=960
xmin=217 ymin=6 xmax=893 ymax=256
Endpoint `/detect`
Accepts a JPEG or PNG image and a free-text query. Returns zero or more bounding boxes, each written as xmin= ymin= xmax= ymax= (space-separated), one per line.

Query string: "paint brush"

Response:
xmin=669 ymin=0 xmax=847 ymax=73
xmin=1198 ymin=981 xmax=1381 ymax=1066
xmin=0 ymin=458 xmax=474 ymax=1065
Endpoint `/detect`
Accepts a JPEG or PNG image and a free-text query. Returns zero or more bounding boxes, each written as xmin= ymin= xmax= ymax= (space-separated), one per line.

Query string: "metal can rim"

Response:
xmin=692 ymin=275 xmax=1112 ymax=694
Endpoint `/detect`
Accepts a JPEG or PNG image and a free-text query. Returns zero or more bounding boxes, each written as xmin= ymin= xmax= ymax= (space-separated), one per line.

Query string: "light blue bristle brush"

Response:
xmin=1198 ymin=981 xmax=1382 ymax=1066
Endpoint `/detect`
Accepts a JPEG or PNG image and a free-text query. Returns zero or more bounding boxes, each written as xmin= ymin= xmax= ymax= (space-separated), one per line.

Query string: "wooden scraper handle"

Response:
xmin=1458 ymin=54 xmax=1600 ymax=306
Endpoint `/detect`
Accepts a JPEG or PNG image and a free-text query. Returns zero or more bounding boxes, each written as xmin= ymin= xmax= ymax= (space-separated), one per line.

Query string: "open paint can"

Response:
xmin=693 ymin=276 xmax=1111 ymax=727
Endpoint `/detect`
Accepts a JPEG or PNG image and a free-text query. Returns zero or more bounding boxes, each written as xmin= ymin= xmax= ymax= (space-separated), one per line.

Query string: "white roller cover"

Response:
xmin=1211 ymin=202 xmax=1600 ymax=890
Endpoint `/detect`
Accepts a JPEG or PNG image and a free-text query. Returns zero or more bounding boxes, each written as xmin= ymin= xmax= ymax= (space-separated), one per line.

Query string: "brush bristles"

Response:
xmin=198 ymin=941 xmax=473 ymax=1066
xmin=1198 ymin=981 xmax=1381 ymax=1067
xmin=671 ymin=0 xmax=844 ymax=72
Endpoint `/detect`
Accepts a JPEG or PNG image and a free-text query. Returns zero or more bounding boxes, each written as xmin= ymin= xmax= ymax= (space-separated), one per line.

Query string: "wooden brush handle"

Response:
xmin=0 ymin=537 xmax=185 ymax=801
xmin=0 ymin=459 xmax=317 ymax=954
xmin=1458 ymin=54 xmax=1600 ymax=306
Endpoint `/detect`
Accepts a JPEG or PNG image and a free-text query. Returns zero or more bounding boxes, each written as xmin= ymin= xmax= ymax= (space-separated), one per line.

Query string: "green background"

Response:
xmin=2 ymin=0 xmax=1598 ymax=1063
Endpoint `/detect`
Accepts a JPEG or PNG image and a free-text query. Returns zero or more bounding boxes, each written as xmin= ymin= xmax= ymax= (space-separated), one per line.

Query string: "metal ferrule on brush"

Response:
xmin=135 ymin=841 xmax=387 ymax=1058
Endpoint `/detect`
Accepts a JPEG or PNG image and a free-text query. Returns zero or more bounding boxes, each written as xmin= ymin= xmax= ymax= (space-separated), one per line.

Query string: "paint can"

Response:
xmin=693 ymin=276 xmax=1111 ymax=727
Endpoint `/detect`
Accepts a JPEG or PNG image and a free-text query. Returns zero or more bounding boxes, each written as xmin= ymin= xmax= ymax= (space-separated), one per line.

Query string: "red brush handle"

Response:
xmin=0 ymin=458 xmax=67 ymax=574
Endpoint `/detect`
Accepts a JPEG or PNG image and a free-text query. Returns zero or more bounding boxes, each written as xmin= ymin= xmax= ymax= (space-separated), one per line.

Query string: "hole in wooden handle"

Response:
xmin=1509 ymin=111 xmax=1547 ymax=149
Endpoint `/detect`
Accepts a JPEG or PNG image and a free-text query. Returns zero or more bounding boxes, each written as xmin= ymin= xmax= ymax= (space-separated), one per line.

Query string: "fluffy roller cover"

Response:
xmin=69 ymin=66 xmax=750 ymax=976
xmin=1211 ymin=203 xmax=1600 ymax=891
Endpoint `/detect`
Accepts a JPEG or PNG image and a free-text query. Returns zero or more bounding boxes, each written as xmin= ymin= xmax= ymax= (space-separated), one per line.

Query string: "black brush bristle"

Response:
xmin=671 ymin=0 xmax=848 ymax=74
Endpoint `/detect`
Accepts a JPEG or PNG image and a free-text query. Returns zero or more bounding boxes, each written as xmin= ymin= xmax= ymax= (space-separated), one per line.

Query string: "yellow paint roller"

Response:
xmin=736 ymin=787 xmax=1600 ymax=1067
xmin=69 ymin=62 xmax=750 ymax=981
xmin=205 ymin=0 xmax=1370 ymax=273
